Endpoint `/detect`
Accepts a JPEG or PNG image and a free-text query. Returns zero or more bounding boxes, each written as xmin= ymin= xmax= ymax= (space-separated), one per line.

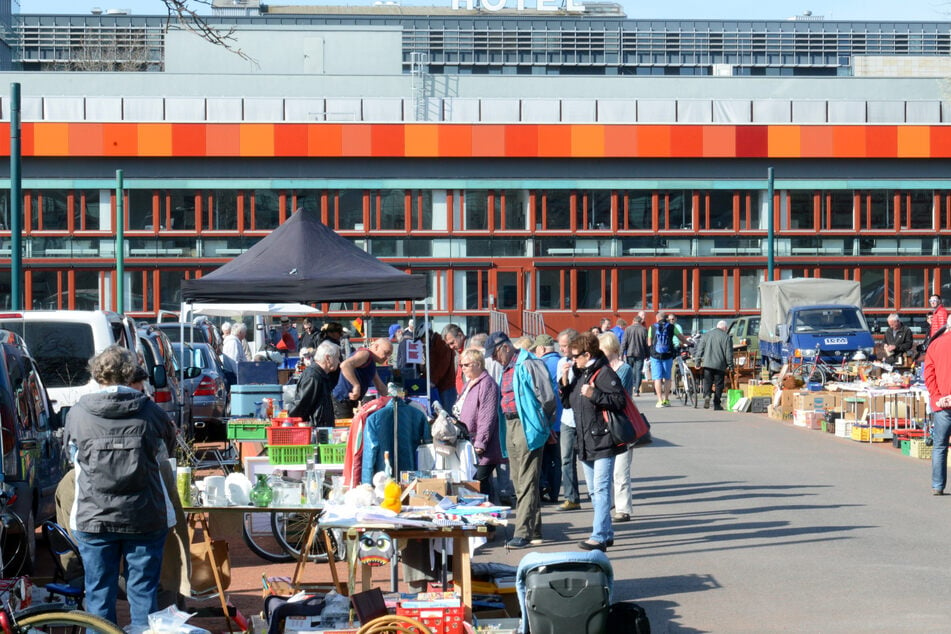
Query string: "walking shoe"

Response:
xmin=606 ymin=538 xmax=614 ymax=547
xmin=655 ymin=400 xmax=665 ymax=408
xmin=933 ymin=489 xmax=945 ymax=496
xmin=506 ymin=537 xmax=530 ymax=549
xmin=578 ymin=540 xmax=606 ymax=552
xmin=559 ymin=500 xmax=581 ymax=511
xmin=530 ymin=536 xmax=544 ymax=545
xmin=612 ymin=512 xmax=631 ymax=522
xmin=663 ymin=400 xmax=671 ymax=407
xmin=703 ymin=396 xmax=710 ymax=409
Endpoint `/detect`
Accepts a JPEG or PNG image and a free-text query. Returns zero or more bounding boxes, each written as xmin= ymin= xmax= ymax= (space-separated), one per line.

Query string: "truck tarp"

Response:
xmin=758 ymin=278 xmax=862 ymax=344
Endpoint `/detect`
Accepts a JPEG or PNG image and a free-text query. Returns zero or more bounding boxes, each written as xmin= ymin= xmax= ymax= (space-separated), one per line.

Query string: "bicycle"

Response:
xmin=0 ymin=576 xmax=124 ymax=634
xmin=672 ymin=350 xmax=699 ymax=408
xmin=791 ymin=344 xmax=849 ymax=386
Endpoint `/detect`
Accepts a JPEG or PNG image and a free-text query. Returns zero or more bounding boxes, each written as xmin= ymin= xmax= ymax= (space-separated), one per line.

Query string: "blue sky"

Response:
xmin=14 ymin=0 xmax=951 ymax=21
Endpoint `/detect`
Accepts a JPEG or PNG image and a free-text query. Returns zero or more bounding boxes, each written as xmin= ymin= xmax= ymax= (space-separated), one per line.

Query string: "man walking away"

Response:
xmin=484 ymin=332 xmax=556 ymax=549
xmin=695 ymin=320 xmax=733 ymax=410
xmin=622 ymin=315 xmax=649 ymax=396
xmin=648 ymin=312 xmax=683 ymax=408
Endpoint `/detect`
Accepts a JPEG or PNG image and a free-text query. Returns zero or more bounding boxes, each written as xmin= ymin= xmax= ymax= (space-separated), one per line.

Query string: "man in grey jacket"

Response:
xmin=695 ymin=320 xmax=734 ymax=410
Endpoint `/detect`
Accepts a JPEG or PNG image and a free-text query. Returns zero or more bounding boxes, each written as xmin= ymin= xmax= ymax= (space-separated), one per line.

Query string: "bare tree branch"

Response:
xmin=161 ymin=0 xmax=256 ymax=63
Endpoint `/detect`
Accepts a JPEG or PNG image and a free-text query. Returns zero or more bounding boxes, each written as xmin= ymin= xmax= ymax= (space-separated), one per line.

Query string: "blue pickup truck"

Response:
xmin=758 ymin=279 xmax=876 ymax=372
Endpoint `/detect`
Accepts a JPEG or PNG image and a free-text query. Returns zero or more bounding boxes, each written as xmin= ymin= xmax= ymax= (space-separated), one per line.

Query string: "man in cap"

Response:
xmin=534 ymin=333 xmax=562 ymax=504
xmin=484 ymin=331 xmax=557 ymax=548
xmin=272 ymin=316 xmax=299 ymax=353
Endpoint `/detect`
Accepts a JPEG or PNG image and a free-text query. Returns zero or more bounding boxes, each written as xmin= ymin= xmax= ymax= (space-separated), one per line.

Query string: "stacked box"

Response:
xmin=834 ymin=419 xmax=852 ymax=438
xmin=793 ymin=410 xmax=823 ymax=430
xmin=746 ymin=383 xmax=776 ymax=399
xmin=397 ymin=602 xmax=465 ymax=634
xmin=910 ymin=439 xmax=933 ymax=460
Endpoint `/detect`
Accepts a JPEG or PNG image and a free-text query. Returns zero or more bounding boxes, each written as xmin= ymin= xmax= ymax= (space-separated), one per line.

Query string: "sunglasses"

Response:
xmin=460 ymin=362 xmax=475 ymax=368
xmin=570 ymin=352 xmax=588 ymax=359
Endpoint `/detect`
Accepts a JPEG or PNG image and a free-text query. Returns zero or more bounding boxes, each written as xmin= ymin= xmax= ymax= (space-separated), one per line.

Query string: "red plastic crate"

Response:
xmin=395 ymin=604 xmax=464 ymax=634
xmin=266 ymin=425 xmax=313 ymax=446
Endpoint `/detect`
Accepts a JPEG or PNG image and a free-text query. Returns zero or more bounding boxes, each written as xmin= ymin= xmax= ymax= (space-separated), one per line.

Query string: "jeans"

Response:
xmin=612 ymin=446 xmax=634 ymax=515
xmin=560 ymin=424 xmax=581 ymax=503
xmin=932 ymin=408 xmax=951 ymax=491
xmin=73 ymin=528 xmax=168 ymax=627
xmin=581 ymin=455 xmax=616 ymax=544
xmin=628 ymin=358 xmax=646 ymax=395
xmin=506 ymin=417 xmax=543 ymax=540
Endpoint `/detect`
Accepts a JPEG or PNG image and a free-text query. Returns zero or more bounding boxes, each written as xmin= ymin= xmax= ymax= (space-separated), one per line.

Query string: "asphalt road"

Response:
xmin=475 ymin=398 xmax=948 ymax=633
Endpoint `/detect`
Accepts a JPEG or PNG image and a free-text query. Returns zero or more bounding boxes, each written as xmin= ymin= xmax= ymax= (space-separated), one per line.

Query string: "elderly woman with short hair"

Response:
xmin=454 ymin=348 xmax=504 ymax=502
xmin=598 ymin=331 xmax=635 ymax=523
xmin=64 ymin=345 xmax=176 ymax=629
xmin=289 ymin=340 xmax=341 ymax=426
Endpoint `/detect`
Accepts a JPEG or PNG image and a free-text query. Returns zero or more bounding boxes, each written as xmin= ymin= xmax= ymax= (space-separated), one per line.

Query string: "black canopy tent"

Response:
xmin=180 ymin=208 xmax=427 ymax=303
xmin=179 ymin=208 xmax=432 ymax=400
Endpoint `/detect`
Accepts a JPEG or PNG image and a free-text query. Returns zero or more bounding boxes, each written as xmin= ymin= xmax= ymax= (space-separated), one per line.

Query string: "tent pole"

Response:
xmin=424 ymin=301 xmax=431 ymax=415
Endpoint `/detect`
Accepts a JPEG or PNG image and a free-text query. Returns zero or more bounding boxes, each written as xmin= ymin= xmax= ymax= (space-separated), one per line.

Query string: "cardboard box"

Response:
xmin=416 ymin=478 xmax=450 ymax=496
xmin=747 ymin=383 xmax=776 ymax=399
xmin=793 ymin=409 xmax=824 ymax=430
xmin=793 ymin=391 xmax=842 ymax=413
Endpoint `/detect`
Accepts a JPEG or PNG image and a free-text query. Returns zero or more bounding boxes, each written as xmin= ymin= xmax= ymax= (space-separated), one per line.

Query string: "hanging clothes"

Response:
xmin=361 ymin=398 xmax=432 ymax=484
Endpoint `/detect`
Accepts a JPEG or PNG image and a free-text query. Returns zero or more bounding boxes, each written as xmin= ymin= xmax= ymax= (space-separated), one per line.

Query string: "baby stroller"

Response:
xmin=516 ymin=551 xmax=613 ymax=634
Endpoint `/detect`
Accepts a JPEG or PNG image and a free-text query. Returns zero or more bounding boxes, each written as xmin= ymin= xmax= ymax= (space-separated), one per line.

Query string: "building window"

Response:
xmin=617 ymin=269 xmax=645 ymax=309
xmin=30 ymin=191 xmax=69 ymax=231
xmin=77 ymin=190 xmax=101 ymax=232
xmin=332 ymin=190 xmax=365 ymax=231
xmin=787 ymin=191 xmax=815 ymax=230
xmin=536 ymin=269 xmax=568 ymax=310
xmin=454 ymin=270 xmax=489 ymax=310
xmin=465 ymin=190 xmax=490 ymax=231
xmin=203 ymin=191 xmax=239 ymax=231
xmin=657 ymin=269 xmax=687 ymax=310
xmin=374 ymin=190 xmax=406 ymax=231
xmin=702 ymin=191 xmax=734 ymax=231
xmin=822 ymin=191 xmax=854 ymax=230
xmin=861 ymin=190 xmax=894 ymax=230
xmin=74 ymin=270 xmax=100 ymax=310
xmin=579 ymin=191 xmax=612 ymax=230
xmin=128 ymin=190 xmax=154 ymax=230
xmin=698 ymin=269 xmax=730 ymax=309
xmin=738 ymin=270 xmax=762 ymax=310
xmin=659 ymin=191 xmax=691 ymax=230
xmin=904 ymin=191 xmax=934 ymax=230
xmin=165 ymin=190 xmax=196 ymax=232
xmin=538 ymin=190 xmax=572 ymax=230
xmin=621 ymin=190 xmax=653 ymax=230
xmin=413 ymin=190 xmax=433 ymax=230
xmin=900 ymin=268 xmax=927 ymax=310
xmin=576 ymin=269 xmax=607 ymax=310
xmin=496 ymin=271 xmax=519 ymax=310
xmin=859 ymin=268 xmax=889 ymax=309
xmin=249 ymin=190 xmax=280 ymax=231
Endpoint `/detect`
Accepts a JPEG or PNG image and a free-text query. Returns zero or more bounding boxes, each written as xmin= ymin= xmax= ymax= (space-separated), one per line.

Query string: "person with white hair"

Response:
xmin=694 ymin=320 xmax=733 ymax=411
xmin=221 ymin=321 xmax=247 ymax=386
xmin=220 ymin=321 xmax=231 ymax=336
xmin=288 ymin=341 xmax=341 ymax=426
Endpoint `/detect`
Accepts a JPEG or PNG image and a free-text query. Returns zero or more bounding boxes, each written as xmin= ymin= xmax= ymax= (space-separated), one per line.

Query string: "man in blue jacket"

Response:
xmin=485 ymin=332 xmax=557 ymax=549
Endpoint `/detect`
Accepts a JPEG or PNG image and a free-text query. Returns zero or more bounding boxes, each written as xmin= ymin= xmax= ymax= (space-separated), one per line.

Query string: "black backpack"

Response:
xmin=651 ymin=322 xmax=674 ymax=359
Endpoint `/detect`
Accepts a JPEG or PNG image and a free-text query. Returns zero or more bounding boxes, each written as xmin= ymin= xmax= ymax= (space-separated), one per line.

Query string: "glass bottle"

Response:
xmin=249 ymin=473 xmax=273 ymax=508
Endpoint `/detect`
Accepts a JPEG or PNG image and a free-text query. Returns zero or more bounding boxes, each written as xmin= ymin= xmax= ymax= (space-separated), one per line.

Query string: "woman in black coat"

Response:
xmin=559 ymin=331 xmax=627 ymax=551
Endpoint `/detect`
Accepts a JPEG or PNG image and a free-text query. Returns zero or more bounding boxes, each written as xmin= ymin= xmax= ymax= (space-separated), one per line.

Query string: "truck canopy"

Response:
xmin=758 ymin=278 xmax=862 ymax=344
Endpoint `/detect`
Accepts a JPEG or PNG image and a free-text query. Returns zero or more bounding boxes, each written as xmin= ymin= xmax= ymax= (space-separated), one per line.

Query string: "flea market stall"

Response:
xmin=179 ymin=210 xmax=510 ymax=633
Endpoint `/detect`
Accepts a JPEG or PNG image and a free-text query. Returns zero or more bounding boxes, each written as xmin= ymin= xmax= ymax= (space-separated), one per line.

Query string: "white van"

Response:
xmin=0 ymin=310 xmax=138 ymax=413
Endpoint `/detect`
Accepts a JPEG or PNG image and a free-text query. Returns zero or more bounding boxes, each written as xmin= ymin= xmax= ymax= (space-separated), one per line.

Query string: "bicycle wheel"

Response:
xmin=791 ymin=363 xmax=827 ymax=385
xmin=14 ymin=607 xmax=125 ymax=634
xmin=242 ymin=512 xmax=294 ymax=563
xmin=677 ymin=363 xmax=690 ymax=406
xmin=271 ymin=513 xmax=342 ymax=562
xmin=684 ymin=369 xmax=699 ymax=408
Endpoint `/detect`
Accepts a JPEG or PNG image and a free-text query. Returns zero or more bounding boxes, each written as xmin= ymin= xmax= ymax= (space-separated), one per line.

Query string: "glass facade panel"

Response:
xmin=128 ymin=190 xmax=154 ymax=230
xmin=207 ymin=190 xmax=239 ymax=231
xmin=865 ymin=191 xmax=892 ymax=229
xmin=73 ymin=270 xmax=100 ymax=310
xmin=542 ymin=190 xmax=572 ymax=230
xmin=378 ymin=190 xmax=405 ymax=230
xmin=707 ymin=191 xmax=733 ymax=230
xmin=167 ymin=190 xmax=196 ymax=231
xmin=617 ymin=269 xmax=643 ymax=310
xmin=465 ymin=190 xmax=489 ymax=230
xmin=739 ymin=271 xmax=761 ymax=309
xmin=900 ymin=268 xmax=926 ymax=309
xmin=576 ymin=269 xmax=603 ymax=310
xmin=908 ymin=191 xmax=933 ymax=229
xmin=252 ymin=190 xmax=281 ymax=230
xmin=337 ymin=190 xmax=364 ymax=231
xmin=536 ymin=269 xmax=563 ymax=309
xmin=657 ymin=269 xmax=686 ymax=309
xmin=496 ymin=271 xmax=519 ymax=309
xmin=503 ymin=190 xmax=527 ymax=230
xmin=827 ymin=191 xmax=853 ymax=230
xmin=623 ymin=191 xmax=652 ymax=230
xmin=699 ymin=270 xmax=724 ymax=309
xmin=788 ymin=191 xmax=814 ymax=230
xmin=860 ymin=268 xmax=888 ymax=309
xmin=34 ymin=191 xmax=69 ymax=231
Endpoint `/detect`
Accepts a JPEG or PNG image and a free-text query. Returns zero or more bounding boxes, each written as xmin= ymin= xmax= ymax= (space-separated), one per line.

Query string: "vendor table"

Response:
xmin=321 ymin=522 xmax=491 ymax=623
xmin=832 ymin=384 xmax=928 ymax=443
xmin=184 ymin=505 xmax=341 ymax=632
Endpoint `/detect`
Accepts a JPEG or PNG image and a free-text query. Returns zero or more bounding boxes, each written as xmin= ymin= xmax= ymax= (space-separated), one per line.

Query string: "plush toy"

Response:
xmin=380 ymin=478 xmax=402 ymax=513
xmin=358 ymin=531 xmax=394 ymax=567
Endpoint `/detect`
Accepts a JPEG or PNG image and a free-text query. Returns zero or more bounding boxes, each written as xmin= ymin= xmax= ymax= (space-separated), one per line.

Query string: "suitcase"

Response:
xmin=522 ymin=561 xmax=611 ymax=634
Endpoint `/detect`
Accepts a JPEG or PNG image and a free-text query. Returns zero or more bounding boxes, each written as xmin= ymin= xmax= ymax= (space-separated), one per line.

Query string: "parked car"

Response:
xmin=0 ymin=310 xmax=137 ymax=414
xmin=136 ymin=325 xmax=198 ymax=436
xmin=0 ymin=329 xmax=65 ymax=574
xmin=155 ymin=320 xmax=223 ymax=357
xmin=172 ymin=341 xmax=229 ymax=442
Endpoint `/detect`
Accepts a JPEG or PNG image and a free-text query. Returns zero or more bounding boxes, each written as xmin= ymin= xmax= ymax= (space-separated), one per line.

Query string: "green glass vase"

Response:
xmin=249 ymin=474 xmax=273 ymax=508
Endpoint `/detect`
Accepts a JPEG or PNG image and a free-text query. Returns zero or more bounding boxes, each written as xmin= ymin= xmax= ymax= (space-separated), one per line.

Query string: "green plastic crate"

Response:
xmin=901 ymin=439 xmax=912 ymax=456
xmin=318 ymin=443 xmax=347 ymax=465
xmin=227 ymin=419 xmax=269 ymax=441
xmin=268 ymin=444 xmax=315 ymax=466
